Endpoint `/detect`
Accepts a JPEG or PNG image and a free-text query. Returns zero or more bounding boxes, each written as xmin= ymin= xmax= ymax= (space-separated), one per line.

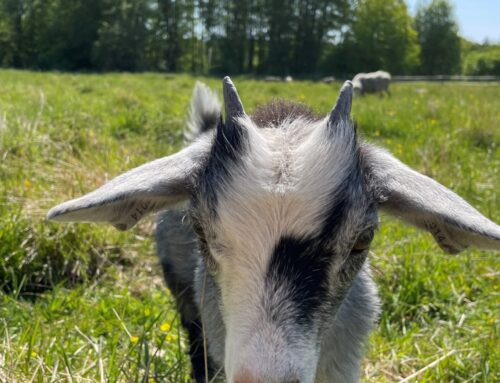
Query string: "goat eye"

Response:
xmin=351 ymin=230 xmax=374 ymax=253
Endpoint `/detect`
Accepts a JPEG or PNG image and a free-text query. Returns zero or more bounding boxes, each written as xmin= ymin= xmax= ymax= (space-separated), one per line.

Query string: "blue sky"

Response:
xmin=405 ymin=0 xmax=500 ymax=43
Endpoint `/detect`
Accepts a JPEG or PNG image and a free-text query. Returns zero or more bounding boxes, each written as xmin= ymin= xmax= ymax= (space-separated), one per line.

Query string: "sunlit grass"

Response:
xmin=0 ymin=70 xmax=498 ymax=382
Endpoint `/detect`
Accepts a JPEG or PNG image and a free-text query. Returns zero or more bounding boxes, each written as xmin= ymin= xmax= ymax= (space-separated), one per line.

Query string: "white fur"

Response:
xmin=185 ymin=82 xmax=221 ymax=142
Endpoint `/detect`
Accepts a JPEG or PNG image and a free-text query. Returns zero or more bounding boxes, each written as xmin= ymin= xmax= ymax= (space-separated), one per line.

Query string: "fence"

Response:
xmin=392 ymin=75 xmax=499 ymax=82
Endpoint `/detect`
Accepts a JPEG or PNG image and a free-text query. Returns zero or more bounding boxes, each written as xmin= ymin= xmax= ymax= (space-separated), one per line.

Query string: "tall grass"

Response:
xmin=0 ymin=70 xmax=498 ymax=382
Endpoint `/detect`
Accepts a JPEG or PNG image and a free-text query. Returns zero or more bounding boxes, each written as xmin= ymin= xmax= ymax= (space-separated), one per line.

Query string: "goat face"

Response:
xmin=188 ymin=81 xmax=377 ymax=381
xmin=48 ymin=78 xmax=500 ymax=383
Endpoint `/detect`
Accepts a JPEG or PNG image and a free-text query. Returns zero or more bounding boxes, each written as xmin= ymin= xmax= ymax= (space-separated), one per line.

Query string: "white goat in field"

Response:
xmin=48 ymin=78 xmax=499 ymax=383
xmin=353 ymin=70 xmax=391 ymax=95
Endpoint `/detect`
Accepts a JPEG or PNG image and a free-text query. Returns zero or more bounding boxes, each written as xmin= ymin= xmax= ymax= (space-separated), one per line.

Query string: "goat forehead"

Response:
xmin=206 ymin=116 xmax=366 ymax=237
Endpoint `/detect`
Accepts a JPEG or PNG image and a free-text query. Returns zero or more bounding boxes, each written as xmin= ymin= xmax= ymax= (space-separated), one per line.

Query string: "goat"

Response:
xmin=322 ymin=76 xmax=335 ymax=84
xmin=48 ymin=78 xmax=500 ymax=383
xmin=352 ymin=70 xmax=391 ymax=95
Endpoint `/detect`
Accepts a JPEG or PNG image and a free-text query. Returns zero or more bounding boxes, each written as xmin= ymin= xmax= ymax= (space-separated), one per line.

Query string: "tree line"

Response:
xmin=0 ymin=0 xmax=497 ymax=76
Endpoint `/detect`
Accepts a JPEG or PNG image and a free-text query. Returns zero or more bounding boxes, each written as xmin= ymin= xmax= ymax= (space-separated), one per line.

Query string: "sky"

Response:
xmin=405 ymin=0 xmax=500 ymax=43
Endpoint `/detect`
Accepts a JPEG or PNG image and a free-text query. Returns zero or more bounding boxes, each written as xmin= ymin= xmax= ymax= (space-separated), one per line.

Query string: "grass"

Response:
xmin=0 ymin=70 xmax=498 ymax=382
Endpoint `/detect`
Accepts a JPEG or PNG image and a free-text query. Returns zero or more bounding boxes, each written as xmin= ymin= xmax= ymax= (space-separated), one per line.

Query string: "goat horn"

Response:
xmin=222 ymin=76 xmax=246 ymax=127
xmin=329 ymin=80 xmax=353 ymax=125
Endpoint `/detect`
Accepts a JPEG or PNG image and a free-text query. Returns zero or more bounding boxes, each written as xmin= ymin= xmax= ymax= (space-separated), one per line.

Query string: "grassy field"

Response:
xmin=0 ymin=70 xmax=498 ymax=382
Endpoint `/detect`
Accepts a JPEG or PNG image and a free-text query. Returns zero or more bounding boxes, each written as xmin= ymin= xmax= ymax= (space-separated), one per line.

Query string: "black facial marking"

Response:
xmin=266 ymin=236 xmax=332 ymax=325
xmin=319 ymin=146 xmax=363 ymax=242
xmin=195 ymin=116 xmax=248 ymax=215
xmin=200 ymin=112 xmax=219 ymax=134
xmin=213 ymin=116 xmax=247 ymax=163
xmin=264 ymin=137 xmax=375 ymax=326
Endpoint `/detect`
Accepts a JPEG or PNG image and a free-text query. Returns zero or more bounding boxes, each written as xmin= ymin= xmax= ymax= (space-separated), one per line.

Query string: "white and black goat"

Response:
xmin=352 ymin=71 xmax=391 ymax=95
xmin=48 ymin=78 xmax=500 ymax=383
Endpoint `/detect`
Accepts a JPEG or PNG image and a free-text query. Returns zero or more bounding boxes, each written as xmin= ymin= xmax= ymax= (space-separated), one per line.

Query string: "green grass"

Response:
xmin=0 ymin=70 xmax=498 ymax=382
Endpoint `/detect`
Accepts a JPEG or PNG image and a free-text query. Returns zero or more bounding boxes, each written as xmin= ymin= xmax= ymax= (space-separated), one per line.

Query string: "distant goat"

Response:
xmin=48 ymin=78 xmax=500 ymax=383
xmin=353 ymin=70 xmax=391 ymax=95
xmin=322 ymin=76 xmax=335 ymax=84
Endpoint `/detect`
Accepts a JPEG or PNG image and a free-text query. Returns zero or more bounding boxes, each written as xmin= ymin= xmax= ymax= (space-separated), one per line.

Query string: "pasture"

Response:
xmin=0 ymin=70 xmax=498 ymax=382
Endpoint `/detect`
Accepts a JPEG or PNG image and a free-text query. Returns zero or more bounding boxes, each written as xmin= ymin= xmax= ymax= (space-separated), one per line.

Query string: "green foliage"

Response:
xmin=0 ymin=0 xmax=102 ymax=70
xmin=0 ymin=71 xmax=498 ymax=381
xmin=462 ymin=44 xmax=500 ymax=75
xmin=92 ymin=0 xmax=151 ymax=71
xmin=0 ymin=203 xmax=125 ymax=295
xmin=329 ymin=0 xmax=420 ymax=75
xmin=155 ymin=0 xmax=196 ymax=72
xmin=3 ymin=0 xmax=497 ymax=76
xmin=0 ymin=0 xmax=353 ymax=75
xmin=415 ymin=0 xmax=461 ymax=75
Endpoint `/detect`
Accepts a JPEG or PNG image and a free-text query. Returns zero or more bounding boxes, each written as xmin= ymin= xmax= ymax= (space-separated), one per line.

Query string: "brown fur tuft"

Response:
xmin=251 ymin=100 xmax=320 ymax=127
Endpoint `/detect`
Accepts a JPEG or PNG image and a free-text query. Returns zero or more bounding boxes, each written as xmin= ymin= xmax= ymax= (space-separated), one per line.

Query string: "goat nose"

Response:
xmin=233 ymin=370 xmax=259 ymax=383
xmin=233 ymin=371 xmax=301 ymax=383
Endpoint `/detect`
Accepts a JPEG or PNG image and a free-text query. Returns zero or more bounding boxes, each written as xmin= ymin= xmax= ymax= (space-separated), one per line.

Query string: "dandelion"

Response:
xmin=165 ymin=334 xmax=173 ymax=342
xmin=160 ymin=322 xmax=171 ymax=332
xmin=130 ymin=336 xmax=139 ymax=343
xmin=31 ymin=351 xmax=37 ymax=357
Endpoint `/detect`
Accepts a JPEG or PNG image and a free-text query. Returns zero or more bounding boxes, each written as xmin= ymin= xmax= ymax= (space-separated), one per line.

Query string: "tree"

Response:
xmin=292 ymin=0 xmax=351 ymax=74
xmin=462 ymin=42 xmax=500 ymax=76
xmin=348 ymin=0 xmax=420 ymax=74
xmin=415 ymin=0 xmax=461 ymax=75
xmin=264 ymin=0 xmax=295 ymax=75
xmin=0 ymin=0 xmax=25 ymax=67
xmin=92 ymin=0 xmax=150 ymax=71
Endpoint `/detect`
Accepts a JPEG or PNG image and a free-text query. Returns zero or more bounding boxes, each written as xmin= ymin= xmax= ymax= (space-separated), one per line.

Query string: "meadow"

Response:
xmin=0 ymin=70 xmax=498 ymax=382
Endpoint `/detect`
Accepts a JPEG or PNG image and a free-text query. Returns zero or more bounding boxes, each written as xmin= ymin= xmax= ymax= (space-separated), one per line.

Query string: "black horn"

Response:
xmin=328 ymin=80 xmax=353 ymax=126
xmin=222 ymin=76 xmax=246 ymax=127
xmin=211 ymin=77 xmax=248 ymax=163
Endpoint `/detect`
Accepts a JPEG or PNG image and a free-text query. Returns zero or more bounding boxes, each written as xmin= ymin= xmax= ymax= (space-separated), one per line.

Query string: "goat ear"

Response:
xmin=363 ymin=144 xmax=500 ymax=253
xmin=47 ymin=137 xmax=210 ymax=230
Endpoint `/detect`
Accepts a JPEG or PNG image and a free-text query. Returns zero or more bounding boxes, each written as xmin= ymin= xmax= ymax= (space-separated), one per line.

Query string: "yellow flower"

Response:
xmin=24 ymin=179 xmax=33 ymax=189
xmin=160 ymin=322 xmax=171 ymax=332
xmin=31 ymin=351 xmax=37 ymax=357
xmin=165 ymin=335 xmax=173 ymax=342
xmin=130 ymin=336 xmax=139 ymax=343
